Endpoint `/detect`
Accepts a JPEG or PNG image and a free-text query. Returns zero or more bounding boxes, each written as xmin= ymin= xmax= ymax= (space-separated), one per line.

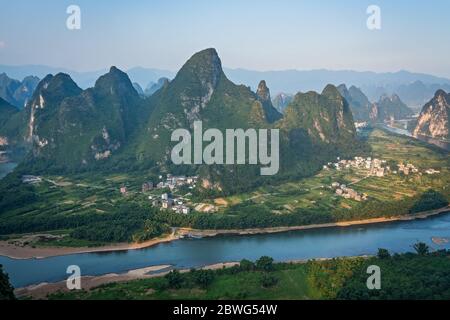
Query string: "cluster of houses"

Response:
xmin=155 ymin=174 xmax=198 ymax=191
xmin=324 ymin=157 xmax=389 ymax=177
xmin=396 ymin=163 xmax=440 ymax=176
xmin=117 ymin=174 xmax=197 ymax=215
xmin=149 ymin=192 xmax=190 ymax=215
xmin=120 ymin=174 xmax=199 ymax=194
xmin=368 ymin=158 xmax=389 ymax=177
xmin=324 ymin=157 xmax=442 ymax=179
xmin=147 ymin=174 xmax=198 ymax=214
xmin=324 ymin=156 xmax=443 ymax=202
xmin=396 ymin=163 xmax=418 ymax=176
xmin=354 ymin=122 xmax=369 ymax=130
xmin=331 ymin=182 xmax=368 ymax=202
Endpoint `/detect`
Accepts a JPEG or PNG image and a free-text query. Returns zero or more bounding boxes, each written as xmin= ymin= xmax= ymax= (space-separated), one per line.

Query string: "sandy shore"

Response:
xmin=176 ymin=206 xmax=450 ymax=238
xmin=15 ymin=262 xmax=240 ymax=300
xmin=0 ymin=232 xmax=179 ymax=260
xmin=14 ymin=264 xmax=172 ymax=300
xmin=1 ymin=206 xmax=449 ymax=260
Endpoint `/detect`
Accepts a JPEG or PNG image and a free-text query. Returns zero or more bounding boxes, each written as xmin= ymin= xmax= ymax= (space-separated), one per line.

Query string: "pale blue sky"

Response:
xmin=1 ymin=0 xmax=449 ymax=77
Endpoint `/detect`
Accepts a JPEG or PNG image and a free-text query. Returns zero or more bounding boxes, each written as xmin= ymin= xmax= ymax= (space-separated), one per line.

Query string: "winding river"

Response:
xmin=1 ymin=212 xmax=450 ymax=288
xmin=379 ymin=124 xmax=450 ymax=151
xmin=0 ymin=135 xmax=449 ymax=289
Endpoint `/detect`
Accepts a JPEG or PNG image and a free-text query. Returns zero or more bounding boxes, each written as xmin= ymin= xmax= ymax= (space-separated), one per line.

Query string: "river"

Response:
xmin=1 ymin=212 xmax=450 ymax=288
xmin=0 ymin=145 xmax=449 ymax=289
xmin=379 ymin=124 xmax=450 ymax=151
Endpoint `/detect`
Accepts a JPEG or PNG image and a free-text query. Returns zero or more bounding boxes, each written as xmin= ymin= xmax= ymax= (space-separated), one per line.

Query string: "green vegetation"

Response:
xmin=0 ymin=97 xmax=18 ymax=128
xmin=373 ymin=94 xmax=413 ymax=121
xmin=0 ymin=171 xmax=170 ymax=243
xmin=0 ymin=264 xmax=15 ymax=300
xmin=410 ymin=189 xmax=449 ymax=213
xmin=337 ymin=84 xmax=372 ymax=122
xmin=336 ymin=249 xmax=450 ymax=300
xmin=216 ymin=128 xmax=449 ymax=227
xmin=49 ymin=246 xmax=450 ymax=300
xmin=1 ymin=129 xmax=448 ymax=245
xmin=1 ymin=49 xmax=364 ymax=195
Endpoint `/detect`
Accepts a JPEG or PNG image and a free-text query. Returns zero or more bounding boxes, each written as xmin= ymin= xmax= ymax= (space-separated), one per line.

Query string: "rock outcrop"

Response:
xmin=413 ymin=90 xmax=449 ymax=140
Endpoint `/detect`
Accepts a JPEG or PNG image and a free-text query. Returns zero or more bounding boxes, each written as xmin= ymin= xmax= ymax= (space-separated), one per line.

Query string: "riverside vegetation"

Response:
xmin=45 ymin=245 xmax=450 ymax=300
xmin=0 ymin=129 xmax=448 ymax=246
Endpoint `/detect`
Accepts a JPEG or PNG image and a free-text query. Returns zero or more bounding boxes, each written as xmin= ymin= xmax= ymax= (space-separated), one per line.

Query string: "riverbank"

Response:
xmin=176 ymin=206 xmax=450 ymax=238
xmin=1 ymin=206 xmax=449 ymax=260
xmin=0 ymin=232 xmax=179 ymax=260
xmin=14 ymin=264 xmax=173 ymax=299
xmin=380 ymin=124 xmax=450 ymax=151
xmin=15 ymin=262 xmax=241 ymax=299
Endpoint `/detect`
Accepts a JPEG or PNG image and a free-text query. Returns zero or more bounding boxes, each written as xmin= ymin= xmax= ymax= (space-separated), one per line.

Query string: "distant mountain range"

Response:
xmin=337 ymin=84 xmax=413 ymax=123
xmin=145 ymin=77 xmax=170 ymax=96
xmin=0 ymin=65 xmax=175 ymax=90
xmin=0 ymin=73 xmax=40 ymax=109
xmin=272 ymin=93 xmax=294 ymax=113
xmin=337 ymin=85 xmax=372 ymax=122
xmin=0 ymin=49 xmax=363 ymax=193
xmin=361 ymin=81 xmax=450 ymax=109
xmin=0 ymin=97 xmax=18 ymax=130
xmin=372 ymin=94 xmax=414 ymax=122
xmin=2 ymin=64 xmax=450 ymax=108
xmin=224 ymin=69 xmax=450 ymax=107
xmin=1 ymin=48 xmax=447 ymax=192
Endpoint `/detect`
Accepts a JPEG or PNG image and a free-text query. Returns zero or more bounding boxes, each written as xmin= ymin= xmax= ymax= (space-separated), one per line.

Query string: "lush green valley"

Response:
xmin=0 ymin=128 xmax=448 ymax=247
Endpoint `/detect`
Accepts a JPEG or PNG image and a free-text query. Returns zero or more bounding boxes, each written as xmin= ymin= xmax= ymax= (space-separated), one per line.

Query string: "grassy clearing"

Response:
xmin=49 ymin=263 xmax=320 ymax=300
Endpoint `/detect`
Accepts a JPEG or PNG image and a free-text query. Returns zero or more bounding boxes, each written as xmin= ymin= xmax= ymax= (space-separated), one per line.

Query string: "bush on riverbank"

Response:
xmin=0 ymin=264 xmax=15 ymax=300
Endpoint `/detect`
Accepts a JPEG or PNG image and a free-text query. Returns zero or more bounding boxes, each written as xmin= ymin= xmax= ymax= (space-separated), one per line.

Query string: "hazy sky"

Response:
xmin=1 ymin=0 xmax=450 ymax=77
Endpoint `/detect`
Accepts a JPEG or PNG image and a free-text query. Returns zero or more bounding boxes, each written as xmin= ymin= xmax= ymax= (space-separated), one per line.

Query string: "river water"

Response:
xmin=0 ymin=144 xmax=449 ymax=288
xmin=379 ymin=124 xmax=450 ymax=151
xmin=1 ymin=213 xmax=450 ymax=288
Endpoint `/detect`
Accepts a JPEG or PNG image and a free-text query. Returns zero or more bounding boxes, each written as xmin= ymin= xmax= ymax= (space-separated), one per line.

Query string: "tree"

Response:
xmin=409 ymin=189 xmax=448 ymax=214
xmin=0 ymin=265 xmax=15 ymax=300
xmin=413 ymin=242 xmax=430 ymax=256
xmin=239 ymin=259 xmax=255 ymax=271
xmin=256 ymin=256 xmax=274 ymax=272
xmin=377 ymin=248 xmax=391 ymax=259
xmin=165 ymin=270 xmax=183 ymax=289
xmin=192 ymin=270 xmax=214 ymax=289
xmin=260 ymin=273 xmax=278 ymax=288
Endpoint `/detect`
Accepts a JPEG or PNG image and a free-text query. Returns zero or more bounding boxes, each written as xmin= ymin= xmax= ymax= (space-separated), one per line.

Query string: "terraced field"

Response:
xmin=220 ymin=129 xmax=449 ymax=214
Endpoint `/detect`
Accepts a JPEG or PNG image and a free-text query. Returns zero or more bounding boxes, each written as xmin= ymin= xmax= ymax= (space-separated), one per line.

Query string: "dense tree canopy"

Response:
xmin=0 ymin=265 xmax=15 ymax=300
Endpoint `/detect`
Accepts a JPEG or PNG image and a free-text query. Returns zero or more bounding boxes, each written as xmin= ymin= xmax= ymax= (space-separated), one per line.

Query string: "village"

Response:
xmin=119 ymin=174 xmax=199 ymax=215
xmin=18 ymin=154 xmax=443 ymax=214
xmin=324 ymin=156 xmax=442 ymax=202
